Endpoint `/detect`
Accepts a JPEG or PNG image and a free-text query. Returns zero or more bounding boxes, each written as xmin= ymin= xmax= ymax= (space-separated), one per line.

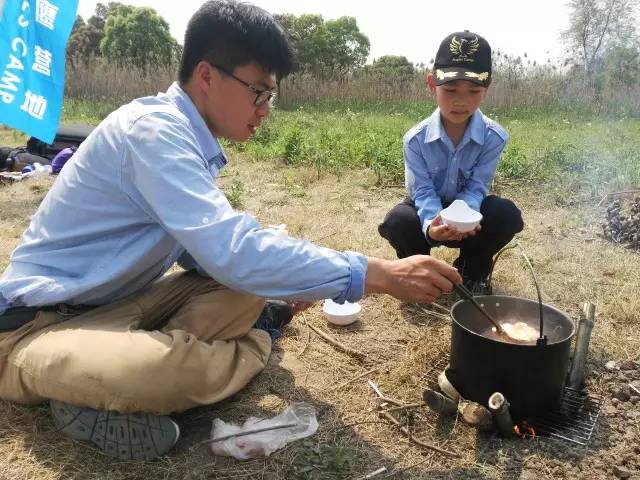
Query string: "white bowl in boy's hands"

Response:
xmin=440 ymin=200 xmax=483 ymax=232
xmin=322 ymin=299 xmax=361 ymax=326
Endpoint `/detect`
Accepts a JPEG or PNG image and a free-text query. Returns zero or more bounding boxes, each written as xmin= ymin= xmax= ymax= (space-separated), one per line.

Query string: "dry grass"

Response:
xmin=0 ymin=157 xmax=638 ymax=479
xmin=60 ymin=62 xmax=640 ymax=117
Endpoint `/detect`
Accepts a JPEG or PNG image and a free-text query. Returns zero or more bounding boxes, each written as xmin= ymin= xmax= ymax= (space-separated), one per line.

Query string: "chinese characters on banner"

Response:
xmin=0 ymin=0 xmax=78 ymax=143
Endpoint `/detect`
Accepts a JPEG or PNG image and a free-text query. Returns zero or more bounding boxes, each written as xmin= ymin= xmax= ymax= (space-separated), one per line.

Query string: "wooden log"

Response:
xmin=458 ymin=400 xmax=494 ymax=431
xmin=567 ymin=302 xmax=596 ymax=389
xmin=488 ymin=392 xmax=516 ymax=437
xmin=422 ymin=388 xmax=457 ymax=415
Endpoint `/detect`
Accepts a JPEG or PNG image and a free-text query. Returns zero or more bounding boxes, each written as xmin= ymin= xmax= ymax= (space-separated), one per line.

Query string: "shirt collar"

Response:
xmin=165 ymin=82 xmax=227 ymax=165
xmin=425 ymin=108 xmax=444 ymax=143
xmin=424 ymin=108 xmax=485 ymax=146
xmin=468 ymin=109 xmax=485 ymax=146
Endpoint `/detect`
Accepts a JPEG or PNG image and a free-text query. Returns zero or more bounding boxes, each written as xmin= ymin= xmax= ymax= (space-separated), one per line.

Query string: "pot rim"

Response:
xmin=450 ymin=295 xmax=576 ymax=347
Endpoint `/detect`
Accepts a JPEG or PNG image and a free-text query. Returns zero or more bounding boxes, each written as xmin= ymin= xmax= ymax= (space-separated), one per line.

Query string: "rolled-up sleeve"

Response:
xmin=122 ymin=113 xmax=367 ymax=303
xmin=404 ymin=138 xmax=443 ymax=231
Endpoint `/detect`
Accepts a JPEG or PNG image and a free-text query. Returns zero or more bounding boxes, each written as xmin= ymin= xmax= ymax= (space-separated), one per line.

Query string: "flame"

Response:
xmin=513 ymin=421 xmax=536 ymax=439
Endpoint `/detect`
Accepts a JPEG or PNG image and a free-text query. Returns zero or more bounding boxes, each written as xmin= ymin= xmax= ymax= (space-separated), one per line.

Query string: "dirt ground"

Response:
xmin=0 ymin=156 xmax=638 ymax=480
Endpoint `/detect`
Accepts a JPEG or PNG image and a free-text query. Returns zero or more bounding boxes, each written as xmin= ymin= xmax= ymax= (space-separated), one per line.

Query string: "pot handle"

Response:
xmin=487 ymin=242 xmax=547 ymax=346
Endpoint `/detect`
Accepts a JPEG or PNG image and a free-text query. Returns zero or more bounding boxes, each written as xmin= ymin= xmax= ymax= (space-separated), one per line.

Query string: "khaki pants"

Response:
xmin=0 ymin=271 xmax=270 ymax=414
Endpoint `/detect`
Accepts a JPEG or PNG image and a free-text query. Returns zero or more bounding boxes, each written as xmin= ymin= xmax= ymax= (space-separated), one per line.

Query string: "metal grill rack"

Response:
xmin=527 ymin=387 xmax=604 ymax=446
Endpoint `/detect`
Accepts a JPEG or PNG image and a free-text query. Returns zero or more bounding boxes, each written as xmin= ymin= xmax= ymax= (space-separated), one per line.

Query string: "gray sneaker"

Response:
xmin=50 ymin=400 xmax=180 ymax=461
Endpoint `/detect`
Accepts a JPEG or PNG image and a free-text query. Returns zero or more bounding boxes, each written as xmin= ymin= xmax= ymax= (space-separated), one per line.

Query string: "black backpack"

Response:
xmin=26 ymin=124 xmax=94 ymax=160
xmin=0 ymin=147 xmax=50 ymax=172
xmin=0 ymin=147 xmax=12 ymax=171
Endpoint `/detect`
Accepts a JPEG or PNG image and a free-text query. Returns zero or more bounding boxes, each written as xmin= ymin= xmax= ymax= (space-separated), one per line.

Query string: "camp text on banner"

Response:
xmin=0 ymin=0 xmax=78 ymax=143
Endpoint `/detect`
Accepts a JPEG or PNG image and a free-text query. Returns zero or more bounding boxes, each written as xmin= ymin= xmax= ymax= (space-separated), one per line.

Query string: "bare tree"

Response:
xmin=562 ymin=0 xmax=639 ymax=79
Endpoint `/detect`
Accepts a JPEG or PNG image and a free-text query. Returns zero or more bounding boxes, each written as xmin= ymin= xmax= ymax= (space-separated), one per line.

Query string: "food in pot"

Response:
xmin=494 ymin=321 xmax=539 ymax=342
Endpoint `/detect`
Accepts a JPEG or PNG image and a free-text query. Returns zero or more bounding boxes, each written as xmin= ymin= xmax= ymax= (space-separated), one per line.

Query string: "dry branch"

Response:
xmin=329 ymin=367 xmax=379 ymax=392
xmin=378 ymin=411 xmax=460 ymax=457
xmin=194 ymin=422 xmax=298 ymax=448
xmin=307 ymin=323 xmax=367 ymax=361
xmin=379 ymin=402 xmax=426 ymax=414
xmin=297 ymin=317 xmax=311 ymax=357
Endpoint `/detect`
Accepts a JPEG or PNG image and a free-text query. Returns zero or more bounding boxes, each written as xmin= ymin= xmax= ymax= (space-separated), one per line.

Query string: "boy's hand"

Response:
xmin=364 ymin=256 xmax=461 ymax=304
xmin=288 ymin=300 xmax=314 ymax=314
xmin=427 ymin=214 xmax=481 ymax=242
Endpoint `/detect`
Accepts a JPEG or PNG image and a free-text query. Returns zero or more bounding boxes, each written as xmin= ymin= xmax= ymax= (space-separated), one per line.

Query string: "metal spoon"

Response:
xmin=454 ymin=283 xmax=507 ymax=336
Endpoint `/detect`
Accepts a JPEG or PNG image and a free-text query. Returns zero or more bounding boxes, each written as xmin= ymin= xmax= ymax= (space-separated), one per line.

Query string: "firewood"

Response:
xmin=458 ymin=400 xmax=493 ymax=431
xmin=488 ymin=392 xmax=516 ymax=437
xmin=422 ymin=388 xmax=457 ymax=414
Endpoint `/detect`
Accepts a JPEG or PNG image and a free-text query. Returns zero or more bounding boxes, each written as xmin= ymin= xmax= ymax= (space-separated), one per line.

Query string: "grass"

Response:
xmin=4 ymin=93 xmax=636 ymax=198
xmin=235 ymin=102 xmax=640 ymax=195
xmin=0 ymin=159 xmax=638 ymax=479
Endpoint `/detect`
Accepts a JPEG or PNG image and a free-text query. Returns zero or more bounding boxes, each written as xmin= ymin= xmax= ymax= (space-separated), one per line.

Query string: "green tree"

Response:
xmin=67 ymin=15 xmax=103 ymax=64
xmin=100 ymin=6 xmax=180 ymax=68
xmin=602 ymin=44 xmax=640 ymax=90
xmin=275 ymin=14 xmax=326 ymax=74
xmin=66 ymin=3 xmax=128 ymax=64
xmin=275 ymin=13 xmax=369 ymax=78
xmin=362 ymin=55 xmax=416 ymax=84
xmin=562 ymin=0 xmax=639 ymax=79
xmin=323 ymin=17 xmax=370 ymax=75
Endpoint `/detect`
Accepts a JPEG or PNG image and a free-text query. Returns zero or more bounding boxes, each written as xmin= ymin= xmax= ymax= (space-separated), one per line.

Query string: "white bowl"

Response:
xmin=440 ymin=199 xmax=483 ymax=232
xmin=322 ymin=299 xmax=361 ymax=326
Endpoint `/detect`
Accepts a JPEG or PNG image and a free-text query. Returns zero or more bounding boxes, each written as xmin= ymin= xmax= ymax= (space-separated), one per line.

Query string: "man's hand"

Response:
xmin=427 ymin=214 xmax=481 ymax=242
xmin=364 ymin=255 xmax=461 ymax=304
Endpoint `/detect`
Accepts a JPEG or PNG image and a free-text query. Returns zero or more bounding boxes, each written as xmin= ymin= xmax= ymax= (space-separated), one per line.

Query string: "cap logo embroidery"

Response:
xmin=449 ymin=36 xmax=479 ymax=62
xmin=435 ymin=69 xmax=458 ymax=80
xmin=464 ymin=71 xmax=489 ymax=81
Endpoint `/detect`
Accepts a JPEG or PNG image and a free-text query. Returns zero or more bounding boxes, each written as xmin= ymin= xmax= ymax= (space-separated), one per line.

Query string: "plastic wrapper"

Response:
xmin=210 ymin=402 xmax=318 ymax=460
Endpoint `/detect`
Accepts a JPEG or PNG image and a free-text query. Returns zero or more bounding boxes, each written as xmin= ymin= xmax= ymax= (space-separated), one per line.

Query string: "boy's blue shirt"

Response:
xmin=404 ymin=108 xmax=508 ymax=232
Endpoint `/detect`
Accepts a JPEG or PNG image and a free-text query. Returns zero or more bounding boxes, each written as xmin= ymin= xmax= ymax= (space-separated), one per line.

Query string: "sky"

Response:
xmin=77 ymin=0 xmax=570 ymax=65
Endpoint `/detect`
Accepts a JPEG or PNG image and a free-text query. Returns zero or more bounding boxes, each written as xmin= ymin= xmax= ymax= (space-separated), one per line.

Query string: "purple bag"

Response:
xmin=51 ymin=146 xmax=77 ymax=174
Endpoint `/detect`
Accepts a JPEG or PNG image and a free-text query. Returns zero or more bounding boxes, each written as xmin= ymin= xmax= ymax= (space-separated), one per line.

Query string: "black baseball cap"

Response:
xmin=433 ymin=30 xmax=492 ymax=87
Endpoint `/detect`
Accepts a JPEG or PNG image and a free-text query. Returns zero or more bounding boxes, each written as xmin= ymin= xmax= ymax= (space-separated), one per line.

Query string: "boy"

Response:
xmin=378 ymin=30 xmax=524 ymax=294
xmin=0 ymin=1 xmax=460 ymax=461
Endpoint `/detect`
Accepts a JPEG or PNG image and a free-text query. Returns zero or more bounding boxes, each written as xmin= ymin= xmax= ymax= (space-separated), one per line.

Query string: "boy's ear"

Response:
xmin=426 ymin=73 xmax=437 ymax=95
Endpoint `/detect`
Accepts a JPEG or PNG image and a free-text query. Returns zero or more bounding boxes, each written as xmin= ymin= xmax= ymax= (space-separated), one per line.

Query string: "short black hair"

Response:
xmin=179 ymin=1 xmax=296 ymax=83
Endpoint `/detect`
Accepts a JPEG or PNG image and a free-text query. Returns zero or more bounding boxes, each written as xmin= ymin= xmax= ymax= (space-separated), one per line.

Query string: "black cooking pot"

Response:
xmin=447 ymin=295 xmax=575 ymax=421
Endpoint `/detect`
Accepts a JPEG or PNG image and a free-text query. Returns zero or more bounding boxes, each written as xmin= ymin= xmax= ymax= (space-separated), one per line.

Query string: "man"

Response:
xmin=0 ymin=1 xmax=460 ymax=461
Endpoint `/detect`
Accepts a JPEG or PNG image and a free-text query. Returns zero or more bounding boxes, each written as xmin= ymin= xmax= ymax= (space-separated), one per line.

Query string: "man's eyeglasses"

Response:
xmin=212 ymin=64 xmax=277 ymax=107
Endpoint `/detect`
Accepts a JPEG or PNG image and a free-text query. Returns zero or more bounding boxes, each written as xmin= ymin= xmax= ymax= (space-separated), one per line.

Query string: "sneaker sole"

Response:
xmin=50 ymin=400 xmax=180 ymax=461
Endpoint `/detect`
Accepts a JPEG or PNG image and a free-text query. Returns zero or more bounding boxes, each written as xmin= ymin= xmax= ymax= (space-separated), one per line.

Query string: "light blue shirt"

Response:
xmin=404 ymin=108 xmax=508 ymax=231
xmin=0 ymin=82 xmax=367 ymax=314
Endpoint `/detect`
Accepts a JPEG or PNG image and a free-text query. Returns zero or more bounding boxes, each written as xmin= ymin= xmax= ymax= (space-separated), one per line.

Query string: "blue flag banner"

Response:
xmin=0 ymin=0 xmax=78 ymax=143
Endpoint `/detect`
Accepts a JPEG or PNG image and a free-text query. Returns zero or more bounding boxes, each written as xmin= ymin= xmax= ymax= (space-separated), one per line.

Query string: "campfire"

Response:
xmin=513 ymin=422 xmax=536 ymax=439
xmin=421 ymin=302 xmax=603 ymax=446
